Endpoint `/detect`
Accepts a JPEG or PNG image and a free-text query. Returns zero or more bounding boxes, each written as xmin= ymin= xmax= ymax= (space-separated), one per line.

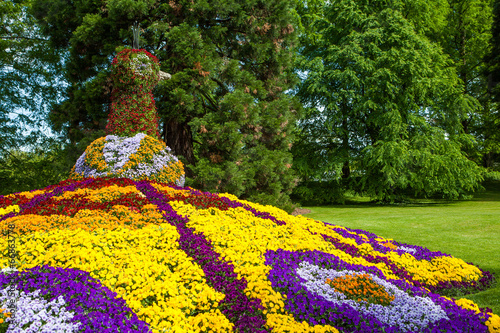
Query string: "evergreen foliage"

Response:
xmin=293 ymin=0 xmax=483 ymax=202
xmin=0 ymin=0 xmax=64 ymax=168
xmin=30 ymin=0 xmax=301 ymax=212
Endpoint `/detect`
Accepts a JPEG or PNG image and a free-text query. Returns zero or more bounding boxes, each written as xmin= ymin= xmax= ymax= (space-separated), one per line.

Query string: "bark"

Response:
xmin=341 ymin=109 xmax=350 ymax=179
xmin=162 ymin=118 xmax=195 ymax=177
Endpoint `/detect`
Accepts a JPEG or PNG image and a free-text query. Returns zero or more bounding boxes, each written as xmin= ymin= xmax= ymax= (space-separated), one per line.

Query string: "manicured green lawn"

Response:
xmin=302 ymin=181 xmax=500 ymax=315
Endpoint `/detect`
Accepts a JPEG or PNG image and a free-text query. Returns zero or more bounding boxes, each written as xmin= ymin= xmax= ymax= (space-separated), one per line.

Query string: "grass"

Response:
xmin=302 ymin=180 xmax=500 ymax=315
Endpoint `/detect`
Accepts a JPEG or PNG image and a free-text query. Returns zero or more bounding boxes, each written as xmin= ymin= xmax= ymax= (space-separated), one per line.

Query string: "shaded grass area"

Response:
xmin=302 ymin=180 xmax=500 ymax=315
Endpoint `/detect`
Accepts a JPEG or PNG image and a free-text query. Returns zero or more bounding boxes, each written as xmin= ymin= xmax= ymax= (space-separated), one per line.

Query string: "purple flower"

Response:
xmin=0 ymin=265 xmax=151 ymax=333
xmin=264 ymin=249 xmax=489 ymax=333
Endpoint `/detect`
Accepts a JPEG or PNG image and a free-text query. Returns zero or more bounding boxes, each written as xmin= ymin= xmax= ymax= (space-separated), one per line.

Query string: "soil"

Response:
xmin=291 ymin=208 xmax=311 ymax=216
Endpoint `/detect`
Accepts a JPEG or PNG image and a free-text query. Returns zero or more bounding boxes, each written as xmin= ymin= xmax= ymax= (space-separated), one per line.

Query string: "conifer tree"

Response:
xmin=31 ymin=0 xmax=300 ymax=211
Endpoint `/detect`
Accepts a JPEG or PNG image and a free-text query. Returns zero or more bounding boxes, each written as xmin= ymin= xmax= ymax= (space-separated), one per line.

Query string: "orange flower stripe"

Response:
xmin=0 ymin=204 xmax=165 ymax=236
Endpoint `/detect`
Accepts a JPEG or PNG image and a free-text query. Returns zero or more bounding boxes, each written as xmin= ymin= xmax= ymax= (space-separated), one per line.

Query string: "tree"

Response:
xmin=293 ymin=0 xmax=483 ymax=202
xmin=30 ymin=0 xmax=301 ymax=211
xmin=0 ymin=142 xmax=70 ymax=195
xmin=435 ymin=0 xmax=496 ymax=167
xmin=483 ymin=0 xmax=500 ymax=169
xmin=0 ymin=0 xmax=64 ymax=160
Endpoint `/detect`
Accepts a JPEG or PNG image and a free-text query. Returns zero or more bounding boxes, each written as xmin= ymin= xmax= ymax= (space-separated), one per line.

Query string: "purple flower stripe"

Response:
xmin=331 ymin=227 xmax=391 ymax=254
xmin=135 ymin=181 xmax=269 ymax=333
xmin=168 ymin=184 xmax=287 ymax=226
xmin=265 ymin=249 xmax=490 ymax=333
xmin=0 ymin=179 xmax=95 ymax=224
xmin=0 ymin=265 xmax=151 ymax=332
xmin=320 ymin=221 xmax=452 ymax=261
xmin=0 ymin=211 xmax=17 ymax=223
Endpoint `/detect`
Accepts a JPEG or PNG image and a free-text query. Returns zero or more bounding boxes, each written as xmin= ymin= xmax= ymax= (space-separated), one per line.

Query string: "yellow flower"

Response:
xmin=486 ymin=312 xmax=500 ymax=333
xmin=0 ymin=205 xmax=20 ymax=216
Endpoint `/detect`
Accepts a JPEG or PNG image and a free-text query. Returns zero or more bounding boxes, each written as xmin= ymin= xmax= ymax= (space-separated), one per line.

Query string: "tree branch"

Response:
xmin=0 ymin=36 xmax=50 ymax=41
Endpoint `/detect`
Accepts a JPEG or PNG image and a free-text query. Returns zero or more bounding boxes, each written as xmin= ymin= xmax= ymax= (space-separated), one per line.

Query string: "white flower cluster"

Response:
xmin=398 ymin=246 xmax=418 ymax=254
xmin=130 ymin=53 xmax=154 ymax=77
xmin=0 ymin=288 xmax=81 ymax=332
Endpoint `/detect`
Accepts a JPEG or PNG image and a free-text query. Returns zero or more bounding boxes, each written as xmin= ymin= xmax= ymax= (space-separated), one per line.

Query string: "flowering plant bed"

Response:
xmin=0 ymin=178 xmax=498 ymax=332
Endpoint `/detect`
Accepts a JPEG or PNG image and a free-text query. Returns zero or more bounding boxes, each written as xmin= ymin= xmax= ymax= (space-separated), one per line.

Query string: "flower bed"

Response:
xmin=0 ymin=178 xmax=498 ymax=333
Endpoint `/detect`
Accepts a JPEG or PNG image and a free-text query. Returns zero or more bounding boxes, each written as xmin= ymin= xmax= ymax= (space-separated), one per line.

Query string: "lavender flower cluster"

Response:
xmin=0 ymin=265 xmax=151 ymax=333
xmin=296 ymin=262 xmax=448 ymax=332
xmin=102 ymin=134 xmax=144 ymax=171
xmin=0 ymin=288 xmax=81 ymax=333
xmin=265 ymin=249 xmax=490 ymax=333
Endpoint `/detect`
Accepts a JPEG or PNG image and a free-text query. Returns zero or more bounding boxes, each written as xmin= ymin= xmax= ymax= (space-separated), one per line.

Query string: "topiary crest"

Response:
xmin=106 ymin=48 xmax=161 ymax=139
xmin=72 ymin=44 xmax=184 ymax=185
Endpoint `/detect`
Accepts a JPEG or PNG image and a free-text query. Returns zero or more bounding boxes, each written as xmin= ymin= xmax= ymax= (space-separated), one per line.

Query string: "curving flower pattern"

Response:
xmin=265 ymin=249 xmax=494 ymax=333
xmin=0 ymin=178 xmax=498 ymax=333
xmin=0 ymin=266 xmax=150 ymax=332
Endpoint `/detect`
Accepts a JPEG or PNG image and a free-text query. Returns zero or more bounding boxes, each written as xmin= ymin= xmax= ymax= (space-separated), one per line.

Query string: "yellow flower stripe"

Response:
xmin=266 ymin=313 xmax=339 ymax=333
xmin=53 ymin=185 xmax=140 ymax=202
xmin=486 ymin=313 xmax=500 ymax=333
xmin=383 ymin=251 xmax=483 ymax=286
xmin=169 ymin=201 xmax=398 ymax=332
xmin=0 ymin=205 xmax=20 ymax=216
xmin=0 ymin=222 xmax=232 ymax=333
xmin=219 ymin=192 xmax=484 ymax=287
xmin=2 ymin=189 xmax=47 ymax=200
xmin=152 ymin=183 xmax=191 ymax=197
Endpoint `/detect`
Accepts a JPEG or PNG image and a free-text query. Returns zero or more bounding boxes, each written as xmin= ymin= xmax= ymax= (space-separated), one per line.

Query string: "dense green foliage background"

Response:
xmin=1 ymin=0 xmax=500 ymax=210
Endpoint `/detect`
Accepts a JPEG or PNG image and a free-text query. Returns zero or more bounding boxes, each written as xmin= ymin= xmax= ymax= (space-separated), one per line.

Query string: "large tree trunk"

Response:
xmin=341 ymin=114 xmax=350 ymax=179
xmin=162 ymin=118 xmax=195 ymax=178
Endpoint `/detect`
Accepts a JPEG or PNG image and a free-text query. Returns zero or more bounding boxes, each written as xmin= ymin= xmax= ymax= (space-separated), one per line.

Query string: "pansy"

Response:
xmin=0 ymin=266 xmax=151 ymax=332
xmin=0 ymin=178 xmax=497 ymax=332
xmin=265 ymin=249 xmax=492 ymax=332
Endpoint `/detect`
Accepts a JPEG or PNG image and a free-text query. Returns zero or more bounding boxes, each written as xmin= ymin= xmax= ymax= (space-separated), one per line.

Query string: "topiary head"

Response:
xmin=111 ymin=48 xmax=160 ymax=92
